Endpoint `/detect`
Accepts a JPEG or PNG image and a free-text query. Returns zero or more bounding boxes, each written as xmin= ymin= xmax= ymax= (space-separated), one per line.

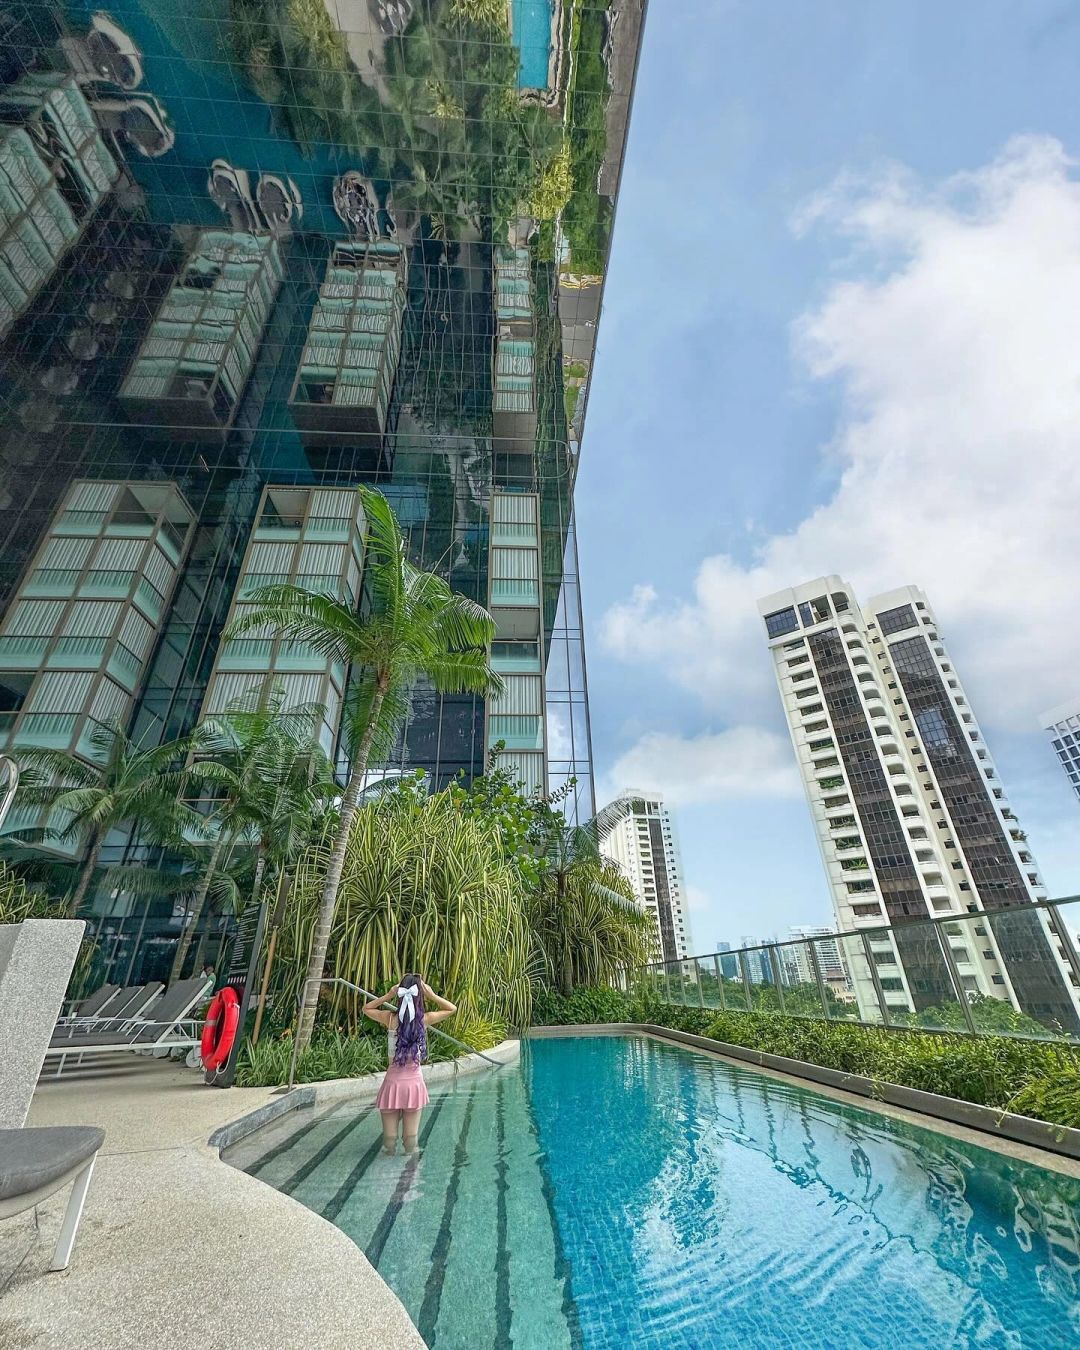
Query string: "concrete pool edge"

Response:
xmin=210 ymin=1038 xmax=522 ymax=1152
xmin=528 ymin=1024 xmax=1080 ymax=1173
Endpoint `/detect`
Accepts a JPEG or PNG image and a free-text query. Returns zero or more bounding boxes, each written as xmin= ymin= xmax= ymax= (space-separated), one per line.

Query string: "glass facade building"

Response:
xmin=0 ymin=0 xmax=646 ymax=978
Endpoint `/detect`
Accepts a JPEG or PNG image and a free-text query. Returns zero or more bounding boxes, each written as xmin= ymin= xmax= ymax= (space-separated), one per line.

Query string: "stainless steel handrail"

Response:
xmin=0 ymin=756 xmax=19 ymax=831
xmin=285 ymin=975 xmax=504 ymax=1090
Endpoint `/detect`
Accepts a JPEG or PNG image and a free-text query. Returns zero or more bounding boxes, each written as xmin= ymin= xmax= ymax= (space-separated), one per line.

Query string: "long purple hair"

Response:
xmin=393 ymin=974 xmax=427 ymax=1066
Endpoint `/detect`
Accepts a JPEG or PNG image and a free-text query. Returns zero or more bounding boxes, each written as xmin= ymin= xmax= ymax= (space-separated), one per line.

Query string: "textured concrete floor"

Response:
xmin=0 ymin=1056 xmax=426 ymax=1349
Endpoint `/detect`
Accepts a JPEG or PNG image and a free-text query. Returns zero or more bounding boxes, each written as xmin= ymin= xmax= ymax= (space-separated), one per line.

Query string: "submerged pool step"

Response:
xmin=498 ymin=1075 xmax=579 ymax=1350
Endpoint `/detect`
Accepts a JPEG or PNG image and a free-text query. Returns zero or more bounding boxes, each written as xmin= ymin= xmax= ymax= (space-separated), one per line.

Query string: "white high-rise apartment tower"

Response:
xmin=1041 ymin=700 xmax=1080 ymax=806
xmin=757 ymin=576 xmax=1080 ymax=1033
xmin=599 ymin=789 xmax=692 ymax=961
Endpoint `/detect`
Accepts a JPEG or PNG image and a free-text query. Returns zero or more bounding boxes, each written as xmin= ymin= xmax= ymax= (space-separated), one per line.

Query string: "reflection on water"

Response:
xmin=530 ymin=1037 xmax=1080 ymax=1348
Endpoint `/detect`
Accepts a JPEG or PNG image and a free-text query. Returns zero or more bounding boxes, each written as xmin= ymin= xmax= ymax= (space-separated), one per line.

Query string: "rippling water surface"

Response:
xmin=228 ymin=1035 xmax=1080 ymax=1348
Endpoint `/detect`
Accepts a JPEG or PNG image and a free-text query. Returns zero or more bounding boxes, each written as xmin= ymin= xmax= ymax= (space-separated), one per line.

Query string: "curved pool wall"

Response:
xmin=225 ymin=1034 xmax=1080 ymax=1348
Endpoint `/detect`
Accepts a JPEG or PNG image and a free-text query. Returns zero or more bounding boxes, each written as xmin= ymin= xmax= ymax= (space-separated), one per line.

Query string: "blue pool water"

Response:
xmin=227 ymin=1036 xmax=1080 ymax=1347
xmin=512 ymin=0 xmax=554 ymax=90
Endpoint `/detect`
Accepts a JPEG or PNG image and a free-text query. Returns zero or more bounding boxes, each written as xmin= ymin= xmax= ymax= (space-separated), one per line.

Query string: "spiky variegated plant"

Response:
xmin=225 ymin=486 xmax=501 ymax=1052
xmin=270 ymin=788 xmax=533 ymax=1034
xmin=529 ymin=819 xmax=659 ymax=996
xmin=13 ymin=721 xmax=203 ymax=918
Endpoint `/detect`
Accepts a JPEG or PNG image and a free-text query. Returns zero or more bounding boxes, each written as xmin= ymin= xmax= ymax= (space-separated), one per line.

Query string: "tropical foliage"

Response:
xmin=0 ymin=859 xmax=56 ymax=923
xmin=170 ymin=694 xmax=334 ymax=981
xmin=13 ymin=721 xmax=201 ymax=917
xmin=266 ymin=785 xmax=534 ymax=1036
xmin=228 ymin=0 xmax=564 ymax=238
xmin=528 ymin=825 xmax=657 ymax=994
xmin=562 ymin=0 xmax=612 ymax=272
xmin=230 ymin=492 xmax=501 ymax=1052
xmin=236 ymin=1027 xmax=382 ymax=1087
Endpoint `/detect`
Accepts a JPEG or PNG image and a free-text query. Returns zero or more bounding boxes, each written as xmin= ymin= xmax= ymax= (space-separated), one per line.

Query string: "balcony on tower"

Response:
xmin=119 ymin=230 xmax=283 ymax=438
xmin=0 ymin=72 xmax=119 ymax=339
xmin=487 ymin=491 xmax=545 ymax=794
xmin=200 ymin=486 xmax=367 ymax=761
xmin=492 ymin=246 xmax=537 ymax=456
xmin=289 ymin=242 xmax=406 ymax=439
xmin=0 ymin=480 xmax=194 ymax=848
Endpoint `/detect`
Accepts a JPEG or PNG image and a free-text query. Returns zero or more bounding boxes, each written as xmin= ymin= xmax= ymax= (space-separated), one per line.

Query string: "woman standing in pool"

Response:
xmin=363 ymin=975 xmax=457 ymax=1154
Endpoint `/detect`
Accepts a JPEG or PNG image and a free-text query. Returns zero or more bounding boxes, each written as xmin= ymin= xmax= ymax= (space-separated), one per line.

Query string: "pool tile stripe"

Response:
xmin=244 ymin=1108 xmax=329 ymax=1178
xmin=522 ymin=1058 xmax=584 ymax=1350
xmin=278 ymin=1109 xmax=373 ymax=1197
xmin=417 ymin=1090 xmax=477 ymax=1344
xmin=365 ymin=1096 xmax=448 ymax=1268
xmin=494 ymin=1077 xmax=511 ymax=1344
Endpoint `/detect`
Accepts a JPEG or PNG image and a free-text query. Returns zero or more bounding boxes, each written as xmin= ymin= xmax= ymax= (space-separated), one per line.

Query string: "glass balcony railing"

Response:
xmin=491 ymin=578 xmax=539 ymax=605
xmin=135 ymin=577 xmax=166 ymax=620
xmin=54 ymin=508 xmax=107 ymax=535
xmin=15 ymin=712 xmax=79 ymax=747
xmin=641 ymin=895 xmax=1080 ymax=1045
xmin=488 ymin=714 xmax=543 ymax=751
xmin=24 ymin=568 xmax=79 ymax=596
xmin=80 ymin=569 xmax=136 ymax=598
xmin=0 ymin=635 xmax=49 ymax=663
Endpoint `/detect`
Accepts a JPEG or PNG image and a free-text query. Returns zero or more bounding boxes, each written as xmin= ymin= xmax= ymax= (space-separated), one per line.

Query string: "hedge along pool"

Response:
xmin=225 ymin=1035 xmax=1080 ymax=1348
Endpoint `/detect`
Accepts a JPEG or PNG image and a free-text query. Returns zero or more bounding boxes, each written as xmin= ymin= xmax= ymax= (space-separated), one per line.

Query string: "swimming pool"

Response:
xmin=512 ymin=0 xmax=554 ymax=90
xmin=225 ymin=1035 xmax=1080 ymax=1347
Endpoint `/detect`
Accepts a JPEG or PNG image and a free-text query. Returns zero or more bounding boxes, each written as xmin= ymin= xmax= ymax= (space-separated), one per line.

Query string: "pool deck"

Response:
xmin=0 ymin=1056 xmax=426 ymax=1349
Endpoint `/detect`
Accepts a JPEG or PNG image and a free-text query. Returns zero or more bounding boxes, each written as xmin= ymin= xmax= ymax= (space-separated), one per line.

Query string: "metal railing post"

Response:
xmin=806 ymin=942 xmax=830 ymax=1018
xmin=860 ymin=929 xmax=892 ymax=1028
xmin=739 ymin=951 xmax=753 ymax=1009
xmin=713 ymin=955 xmax=726 ymax=1011
xmin=767 ymin=946 xmax=786 ymax=1013
xmin=933 ymin=925 xmax=978 ymax=1036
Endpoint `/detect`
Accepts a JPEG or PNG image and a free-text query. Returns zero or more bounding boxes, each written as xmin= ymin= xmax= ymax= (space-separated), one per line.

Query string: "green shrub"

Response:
xmin=235 ymin=1030 xmax=383 ymax=1087
xmin=532 ymin=985 xmax=635 ymax=1025
xmin=427 ymin=1014 xmax=507 ymax=1062
xmin=1008 ymin=1070 xmax=1080 ymax=1130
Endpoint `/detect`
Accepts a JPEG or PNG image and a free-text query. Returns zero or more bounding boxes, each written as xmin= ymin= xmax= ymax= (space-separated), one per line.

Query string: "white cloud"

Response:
xmin=599 ymin=726 xmax=801 ymax=809
xmin=601 ymin=136 xmax=1080 ymax=758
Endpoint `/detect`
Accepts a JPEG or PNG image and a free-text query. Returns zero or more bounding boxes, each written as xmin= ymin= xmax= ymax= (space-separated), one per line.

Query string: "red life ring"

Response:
xmin=201 ymin=987 xmax=240 ymax=1071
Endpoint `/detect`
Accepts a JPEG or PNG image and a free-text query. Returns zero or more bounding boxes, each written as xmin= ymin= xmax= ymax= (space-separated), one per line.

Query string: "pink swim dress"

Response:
xmin=376 ymin=1027 xmax=429 ymax=1112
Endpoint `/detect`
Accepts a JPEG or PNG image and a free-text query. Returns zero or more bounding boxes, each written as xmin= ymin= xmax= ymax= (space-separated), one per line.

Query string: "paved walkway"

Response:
xmin=0 ymin=1056 xmax=425 ymax=1350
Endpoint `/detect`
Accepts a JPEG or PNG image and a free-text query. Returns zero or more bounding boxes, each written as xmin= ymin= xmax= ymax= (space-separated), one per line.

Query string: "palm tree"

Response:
xmin=529 ymin=822 xmax=658 ymax=995
xmin=225 ymin=485 xmax=501 ymax=1052
xmin=170 ymin=695 xmax=332 ymax=982
xmin=14 ymin=721 xmax=202 ymax=918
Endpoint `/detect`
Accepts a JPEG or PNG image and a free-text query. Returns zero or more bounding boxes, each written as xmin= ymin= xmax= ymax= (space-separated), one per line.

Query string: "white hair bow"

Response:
xmin=397 ymin=984 xmax=418 ymax=1024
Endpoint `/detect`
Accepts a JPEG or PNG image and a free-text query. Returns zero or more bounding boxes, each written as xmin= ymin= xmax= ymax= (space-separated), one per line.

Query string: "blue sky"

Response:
xmin=575 ymin=0 xmax=1080 ymax=949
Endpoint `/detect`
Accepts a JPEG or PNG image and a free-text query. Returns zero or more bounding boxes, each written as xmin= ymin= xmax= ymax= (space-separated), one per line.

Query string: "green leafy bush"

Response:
xmin=427 ymin=1014 xmax=507 ymax=1062
xmin=531 ymin=986 xmax=1080 ymax=1130
xmin=532 ymin=985 xmax=635 ymax=1025
xmin=1008 ymin=1070 xmax=1080 ymax=1131
xmin=235 ymin=1030 xmax=383 ymax=1087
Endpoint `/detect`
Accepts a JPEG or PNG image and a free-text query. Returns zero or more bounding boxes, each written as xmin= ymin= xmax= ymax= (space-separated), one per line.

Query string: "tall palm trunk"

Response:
xmin=294 ymin=681 xmax=387 ymax=1054
xmin=66 ymin=830 xmax=103 ymax=919
xmin=170 ymin=832 xmax=227 ymax=983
